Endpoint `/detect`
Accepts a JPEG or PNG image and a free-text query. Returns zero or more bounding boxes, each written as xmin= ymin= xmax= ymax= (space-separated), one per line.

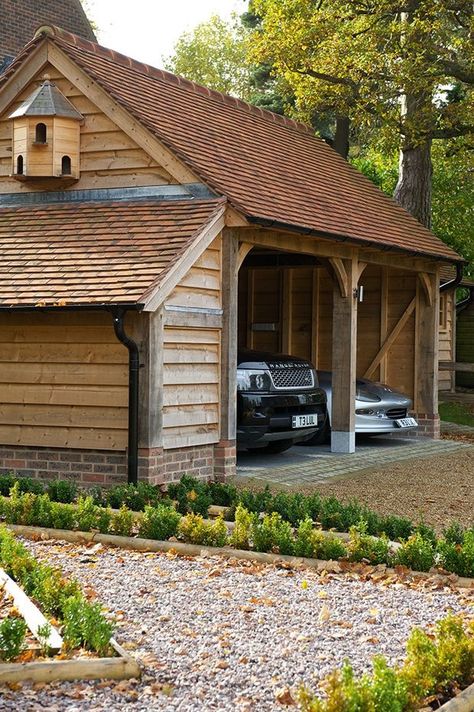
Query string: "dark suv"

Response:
xmin=237 ymin=348 xmax=328 ymax=453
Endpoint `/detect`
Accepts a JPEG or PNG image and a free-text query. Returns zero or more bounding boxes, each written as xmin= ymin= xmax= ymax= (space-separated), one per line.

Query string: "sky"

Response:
xmin=84 ymin=0 xmax=245 ymax=68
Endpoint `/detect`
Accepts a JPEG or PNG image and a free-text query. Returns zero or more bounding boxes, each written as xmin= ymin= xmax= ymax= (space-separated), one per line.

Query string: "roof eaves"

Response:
xmin=246 ymin=215 xmax=465 ymax=264
xmin=0 ymin=302 xmax=145 ymax=312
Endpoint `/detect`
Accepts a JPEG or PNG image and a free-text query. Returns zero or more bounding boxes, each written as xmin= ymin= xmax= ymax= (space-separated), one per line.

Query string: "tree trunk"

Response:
xmin=332 ymin=116 xmax=350 ymax=159
xmin=393 ymin=140 xmax=433 ymax=228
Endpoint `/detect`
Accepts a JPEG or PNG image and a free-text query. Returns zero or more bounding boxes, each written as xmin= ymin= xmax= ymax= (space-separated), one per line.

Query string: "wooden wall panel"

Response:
xmin=438 ymin=291 xmax=454 ymax=391
xmin=357 ymin=265 xmax=382 ymax=378
xmin=166 ymin=237 xmax=222 ymax=312
xmin=386 ymin=272 xmax=416 ymax=397
xmin=0 ymin=312 xmax=128 ymax=450
xmin=0 ymin=64 xmax=175 ymax=191
xmin=162 ymin=326 xmax=220 ymax=449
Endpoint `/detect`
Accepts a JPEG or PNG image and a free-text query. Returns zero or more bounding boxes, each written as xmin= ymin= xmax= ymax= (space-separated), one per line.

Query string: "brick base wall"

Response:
xmin=0 ymin=445 xmax=127 ymax=486
xmin=0 ymin=440 xmax=238 ymax=487
xmin=391 ymin=412 xmax=441 ymax=440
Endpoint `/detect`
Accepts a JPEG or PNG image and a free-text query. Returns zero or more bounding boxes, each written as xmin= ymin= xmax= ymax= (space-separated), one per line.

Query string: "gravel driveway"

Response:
xmin=1 ymin=539 xmax=472 ymax=712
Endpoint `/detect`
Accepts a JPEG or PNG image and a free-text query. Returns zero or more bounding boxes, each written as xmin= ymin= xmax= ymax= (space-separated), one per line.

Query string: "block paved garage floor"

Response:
xmin=236 ymin=435 xmax=473 ymax=488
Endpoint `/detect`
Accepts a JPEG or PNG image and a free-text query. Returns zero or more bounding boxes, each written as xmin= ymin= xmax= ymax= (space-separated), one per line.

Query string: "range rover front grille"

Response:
xmin=270 ymin=368 xmax=314 ymax=390
xmin=386 ymin=407 xmax=408 ymax=419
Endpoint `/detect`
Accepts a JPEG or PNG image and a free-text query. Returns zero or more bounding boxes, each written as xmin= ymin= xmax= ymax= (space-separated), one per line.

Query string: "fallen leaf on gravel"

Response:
xmin=318 ymin=604 xmax=331 ymax=624
xmin=239 ymin=656 xmax=249 ymax=664
xmin=301 ymin=579 xmax=308 ymax=589
xmin=317 ymin=590 xmax=328 ymax=598
xmin=275 ymin=687 xmax=296 ymax=706
xmin=216 ymin=660 xmax=229 ymax=670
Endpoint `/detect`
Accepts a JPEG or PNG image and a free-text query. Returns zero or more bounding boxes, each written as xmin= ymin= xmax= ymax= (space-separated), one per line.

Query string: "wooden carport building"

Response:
xmin=0 ymin=27 xmax=464 ymax=485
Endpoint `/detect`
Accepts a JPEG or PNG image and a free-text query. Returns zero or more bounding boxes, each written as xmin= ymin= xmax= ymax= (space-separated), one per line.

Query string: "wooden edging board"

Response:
xmin=0 ymin=568 xmax=62 ymax=652
xmin=7 ymin=524 xmax=474 ymax=589
xmin=437 ymin=681 xmax=474 ymax=712
xmin=0 ymin=637 xmax=140 ymax=685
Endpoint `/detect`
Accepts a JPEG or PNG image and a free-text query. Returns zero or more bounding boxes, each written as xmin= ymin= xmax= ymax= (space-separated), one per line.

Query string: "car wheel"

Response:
xmin=248 ymin=439 xmax=294 ymax=454
xmin=298 ymin=417 xmax=330 ymax=446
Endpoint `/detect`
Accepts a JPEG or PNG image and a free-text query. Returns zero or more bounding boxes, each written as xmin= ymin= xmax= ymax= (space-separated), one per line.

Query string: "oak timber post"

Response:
xmin=215 ymin=227 xmax=239 ymax=479
xmin=331 ymin=256 xmax=359 ymax=453
xmin=414 ymin=271 xmax=440 ymax=437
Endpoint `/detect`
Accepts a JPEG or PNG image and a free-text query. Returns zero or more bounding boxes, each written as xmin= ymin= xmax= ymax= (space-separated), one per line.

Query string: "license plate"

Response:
xmin=292 ymin=414 xmax=319 ymax=428
xmin=395 ymin=417 xmax=418 ymax=428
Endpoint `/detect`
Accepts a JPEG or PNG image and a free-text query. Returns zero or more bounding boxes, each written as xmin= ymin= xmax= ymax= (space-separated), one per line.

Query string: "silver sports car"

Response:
xmin=312 ymin=371 xmax=417 ymax=442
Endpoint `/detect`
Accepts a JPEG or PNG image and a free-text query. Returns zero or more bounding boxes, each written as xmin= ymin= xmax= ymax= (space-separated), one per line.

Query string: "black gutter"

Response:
xmin=440 ymin=263 xmax=464 ymax=293
xmin=112 ymin=309 xmax=140 ymax=486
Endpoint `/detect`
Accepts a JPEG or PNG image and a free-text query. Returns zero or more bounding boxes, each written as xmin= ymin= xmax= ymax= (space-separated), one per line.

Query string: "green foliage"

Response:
xmin=111 ymin=504 xmax=135 ymax=537
xmin=378 ymin=515 xmax=414 ymax=542
xmin=62 ymin=596 xmax=113 ymax=656
xmin=106 ymin=482 xmax=161 ymax=511
xmin=75 ymin=496 xmax=111 ymax=533
xmin=15 ymin=477 xmax=44 ymax=495
xmin=0 ymin=527 xmax=112 ymax=656
xmin=167 ymin=476 xmax=213 ymax=516
xmin=164 ymin=14 xmax=253 ymax=100
xmin=0 ymin=474 xmax=15 ymax=496
xmin=37 ymin=622 xmax=52 ymax=656
xmin=236 ymin=484 xmax=273 ymax=514
xmin=252 ymin=512 xmax=294 ymax=555
xmin=47 ymin=480 xmax=78 ymax=504
xmin=299 ymin=614 xmax=474 ymax=711
xmin=229 ymin=505 xmax=257 ymax=550
xmin=0 ymin=617 xmax=27 ymax=661
xmin=269 ymin=492 xmax=310 ymax=525
xmin=299 ymin=657 xmax=409 ymax=712
xmin=178 ymin=513 xmax=228 ymax=548
xmin=347 ymin=521 xmax=390 ymax=565
xmin=437 ymin=531 xmax=474 ymax=578
xmin=206 ymin=481 xmax=238 ymax=507
xmin=393 ymin=533 xmax=435 ymax=572
xmin=138 ymin=504 xmax=181 ymax=541
xmin=50 ymin=501 xmax=76 ymax=530
xmin=294 ymin=519 xmax=347 ymax=560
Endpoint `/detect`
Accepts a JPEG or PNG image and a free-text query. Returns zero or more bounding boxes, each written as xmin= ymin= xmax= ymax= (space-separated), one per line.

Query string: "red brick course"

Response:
xmin=0 ymin=0 xmax=95 ymax=62
xmin=0 ymin=442 xmax=237 ymax=487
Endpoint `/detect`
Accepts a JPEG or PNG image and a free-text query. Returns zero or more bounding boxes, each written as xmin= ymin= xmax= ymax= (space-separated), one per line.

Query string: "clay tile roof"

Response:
xmin=0 ymin=28 xmax=463 ymax=265
xmin=0 ymin=198 xmax=224 ymax=307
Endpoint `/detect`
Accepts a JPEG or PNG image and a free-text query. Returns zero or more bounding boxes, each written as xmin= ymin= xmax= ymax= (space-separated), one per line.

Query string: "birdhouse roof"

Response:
xmin=9 ymin=79 xmax=83 ymax=120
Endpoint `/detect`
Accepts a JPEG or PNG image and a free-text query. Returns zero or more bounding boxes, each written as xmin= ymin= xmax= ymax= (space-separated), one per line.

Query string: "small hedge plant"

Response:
xmin=298 ymin=613 xmax=474 ymax=712
xmin=0 ymin=527 xmax=113 ymax=656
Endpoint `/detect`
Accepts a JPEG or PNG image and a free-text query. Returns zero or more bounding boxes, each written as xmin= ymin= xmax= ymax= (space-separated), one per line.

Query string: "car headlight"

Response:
xmin=237 ymin=369 xmax=272 ymax=391
xmin=356 ymin=385 xmax=381 ymax=402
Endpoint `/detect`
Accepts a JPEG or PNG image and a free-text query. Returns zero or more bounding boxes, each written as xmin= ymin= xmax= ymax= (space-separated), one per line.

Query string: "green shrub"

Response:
xmin=0 ymin=617 xmax=27 ymax=661
xmin=75 ymin=496 xmax=111 ymax=533
xmin=63 ymin=596 xmax=113 ymax=656
xmin=269 ymin=492 xmax=310 ymax=526
xmin=347 ymin=521 xmax=390 ymax=565
xmin=138 ymin=504 xmax=181 ymax=541
xmin=206 ymin=481 xmax=238 ymax=507
xmin=47 ymin=479 xmax=78 ymax=504
xmin=252 ymin=512 xmax=294 ymax=555
xmin=178 ymin=513 xmax=228 ymax=547
xmin=0 ymin=474 xmax=15 ymax=496
xmin=393 ymin=533 xmax=435 ymax=572
xmin=236 ymin=485 xmax=273 ymax=515
xmin=294 ymin=517 xmax=315 ymax=558
xmin=111 ymin=504 xmax=135 ymax=537
xmin=229 ymin=505 xmax=257 ymax=550
xmin=167 ymin=475 xmax=213 ymax=516
xmin=443 ymin=521 xmax=465 ymax=545
xmin=438 ymin=531 xmax=474 ymax=578
xmin=299 ymin=657 xmax=409 ymax=712
xmin=414 ymin=521 xmax=437 ymax=546
xmin=379 ymin=514 xmax=414 ymax=542
xmin=319 ymin=497 xmax=346 ymax=530
xmin=16 ymin=477 xmax=44 ymax=496
xmin=50 ymin=501 xmax=76 ymax=530
xmin=106 ymin=482 xmax=161 ymax=511
xmin=313 ymin=530 xmax=348 ymax=561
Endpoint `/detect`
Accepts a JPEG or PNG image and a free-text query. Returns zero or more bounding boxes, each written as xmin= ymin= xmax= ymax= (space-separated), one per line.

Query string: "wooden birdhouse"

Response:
xmin=9 ymin=75 xmax=83 ymax=183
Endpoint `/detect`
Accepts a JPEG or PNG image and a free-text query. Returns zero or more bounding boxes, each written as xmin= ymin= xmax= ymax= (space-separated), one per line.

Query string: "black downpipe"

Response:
xmin=112 ymin=309 xmax=139 ymax=485
xmin=440 ymin=263 xmax=464 ymax=293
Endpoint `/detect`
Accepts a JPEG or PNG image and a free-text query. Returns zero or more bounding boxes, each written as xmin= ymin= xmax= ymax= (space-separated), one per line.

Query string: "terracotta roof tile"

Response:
xmin=34 ymin=28 xmax=463 ymax=263
xmin=0 ymin=198 xmax=224 ymax=307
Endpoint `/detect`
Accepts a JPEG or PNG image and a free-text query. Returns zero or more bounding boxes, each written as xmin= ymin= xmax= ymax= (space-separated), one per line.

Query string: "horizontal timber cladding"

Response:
xmin=162 ymin=327 xmax=221 ymax=450
xmin=161 ymin=235 xmax=223 ymax=451
xmin=0 ymin=64 xmax=175 ymax=192
xmin=0 ymin=311 xmax=129 ymax=451
xmin=438 ymin=291 xmax=455 ymax=391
